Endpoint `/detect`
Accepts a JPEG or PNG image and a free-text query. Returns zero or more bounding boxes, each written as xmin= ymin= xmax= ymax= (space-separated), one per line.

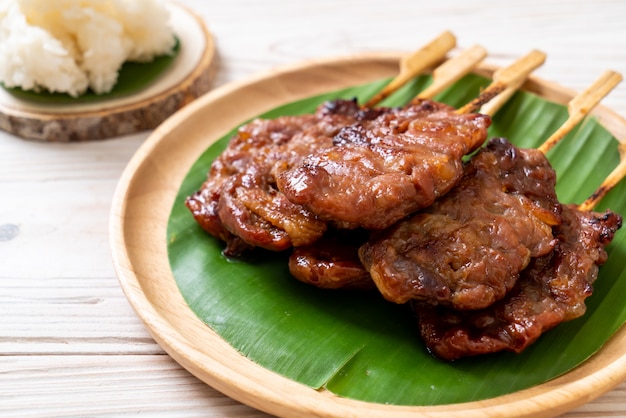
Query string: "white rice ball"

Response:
xmin=0 ymin=0 xmax=176 ymax=97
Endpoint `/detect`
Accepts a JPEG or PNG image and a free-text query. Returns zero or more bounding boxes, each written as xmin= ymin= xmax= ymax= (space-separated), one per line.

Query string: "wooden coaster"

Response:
xmin=0 ymin=3 xmax=216 ymax=142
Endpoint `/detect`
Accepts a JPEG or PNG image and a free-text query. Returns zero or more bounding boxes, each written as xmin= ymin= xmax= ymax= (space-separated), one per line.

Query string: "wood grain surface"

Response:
xmin=2 ymin=0 xmax=626 ymax=416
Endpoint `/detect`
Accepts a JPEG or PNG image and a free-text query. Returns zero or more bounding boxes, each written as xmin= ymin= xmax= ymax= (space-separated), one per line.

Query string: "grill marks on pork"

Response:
xmin=186 ymin=99 xmax=383 ymax=255
xmin=359 ymin=138 xmax=562 ymax=310
xmin=276 ymin=100 xmax=492 ymax=230
xmin=414 ymin=205 xmax=622 ymax=360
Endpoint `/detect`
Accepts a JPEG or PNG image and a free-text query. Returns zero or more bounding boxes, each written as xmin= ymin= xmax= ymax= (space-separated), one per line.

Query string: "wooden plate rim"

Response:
xmin=110 ymin=52 xmax=626 ymax=418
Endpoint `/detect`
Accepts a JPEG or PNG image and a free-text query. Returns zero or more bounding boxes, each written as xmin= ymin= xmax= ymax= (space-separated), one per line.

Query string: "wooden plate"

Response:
xmin=0 ymin=3 xmax=216 ymax=142
xmin=110 ymin=53 xmax=626 ymax=417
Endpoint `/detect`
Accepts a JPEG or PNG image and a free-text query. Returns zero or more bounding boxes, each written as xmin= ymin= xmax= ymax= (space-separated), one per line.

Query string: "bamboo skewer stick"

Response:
xmin=538 ymin=70 xmax=623 ymax=154
xmin=368 ymin=38 xmax=528 ymax=116
xmin=578 ymin=142 xmax=626 ymax=211
xmin=479 ymin=79 xmax=525 ymax=117
xmin=456 ymin=50 xmax=547 ymax=115
xmin=530 ymin=70 xmax=624 ymax=211
xmin=364 ymin=31 xmax=456 ymax=107
xmin=413 ymin=44 xmax=488 ymax=101
xmin=536 ymin=70 xmax=622 ymax=155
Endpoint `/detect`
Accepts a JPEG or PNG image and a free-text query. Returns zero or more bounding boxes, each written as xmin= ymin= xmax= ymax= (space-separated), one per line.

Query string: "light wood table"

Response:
xmin=2 ymin=0 xmax=625 ymax=416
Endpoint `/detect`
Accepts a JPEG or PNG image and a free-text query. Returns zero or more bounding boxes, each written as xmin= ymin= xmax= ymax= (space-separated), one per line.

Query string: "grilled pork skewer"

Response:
xmin=186 ymin=40 xmax=492 ymax=255
xmin=413 ymin=184 xmax=623 ymax=360
xmin=359 ymin=71 xmax=623 ymax=310
xmin=275 ymin=51 xmax=544 ymax=232
xmin=276 ymin=101 xmax=491 ymax=231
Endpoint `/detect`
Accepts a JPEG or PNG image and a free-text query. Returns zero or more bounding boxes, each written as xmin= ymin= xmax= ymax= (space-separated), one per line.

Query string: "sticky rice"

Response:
xmin=0 ymin=0 xmax=176 ymax=97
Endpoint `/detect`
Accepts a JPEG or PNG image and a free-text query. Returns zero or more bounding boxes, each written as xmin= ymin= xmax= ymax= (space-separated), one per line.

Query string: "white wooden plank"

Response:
xmin=0 ymin=355 xmax=270 ymax=417
xmin=0 ymin=133 xmax=145 ymax=182
xmin=0 ymin=178 xmax=123 ymax=278
xmin=0 ymin=134 xmax=145 ymax=278
xmin=0 ymin=276 xmax=160 ymax=355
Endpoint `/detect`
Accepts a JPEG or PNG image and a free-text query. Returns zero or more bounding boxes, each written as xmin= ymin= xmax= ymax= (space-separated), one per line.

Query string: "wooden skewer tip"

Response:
xmin=364 ymin=31 xmax=457 ymax=107
xmin=538 ymin=70 xmax=623 ymax=154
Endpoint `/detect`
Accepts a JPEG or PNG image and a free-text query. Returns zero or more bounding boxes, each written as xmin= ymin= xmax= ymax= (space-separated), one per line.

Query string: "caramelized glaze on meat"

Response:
xmin=288 ymin=229 xmax=374 ymax=291
xmin=414 ymin=204 xmax=622 ymax=360
xmin=359 ymin=138 xmax=562 ymax=310
xmin=186 ymin=99 xmax=384 ymax=255
xmin=276 ymin=99 xmax=491 ymax=230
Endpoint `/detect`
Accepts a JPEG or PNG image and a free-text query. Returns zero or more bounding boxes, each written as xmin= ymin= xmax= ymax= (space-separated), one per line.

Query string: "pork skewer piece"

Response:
xmin=363 ymin=31 xmax=456 ymax=107
xmin=186 ymin=100 xmax=368 ymax=255
xmin=359 ymin=72 xmax=623 ymax=310
xmin=276 ymin=51 xmax=543 ymax=232
xmin=413 ymin=184 xmax=623 ymax=360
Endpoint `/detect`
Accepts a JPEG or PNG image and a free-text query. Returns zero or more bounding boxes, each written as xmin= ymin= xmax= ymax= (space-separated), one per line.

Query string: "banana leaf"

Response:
xmin=167 ymin=73 xmax=626 ymax=406
xmin=2 ymin=38 xmax=180 ymax=104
